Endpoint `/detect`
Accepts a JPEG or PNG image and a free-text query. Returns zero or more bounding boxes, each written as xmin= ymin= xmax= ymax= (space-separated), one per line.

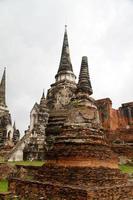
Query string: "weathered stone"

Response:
xmin=0 ymin=163 xmax=16 ymax=179
xmin=8 ymin=27 xmax=133 ymax=199
xmin=8 ymin=92 xmax=49 ymax=161
xmin=0 ymin=69 xmax=20 ymax=159
xmin=96 ymin=98 xmax=133 ymax=159
xmin=96 ymin=98 xmax=132 ymax=131
xmin=23 ymin=91 xmax=49 ymax=161
xmin=77 ymin=56 xmax=93 ymax=95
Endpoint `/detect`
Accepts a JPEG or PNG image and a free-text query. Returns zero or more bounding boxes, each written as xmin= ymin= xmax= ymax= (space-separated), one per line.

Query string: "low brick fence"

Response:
xmin=8 ymin=178 xmax=87 ymax=200
xmin=0 ymin=192 xmax=14 ymax=200
xmin=14 ymin=165 xmax=40 ymax=179
xmin=8 ymin=177 xmax=133 ymax=200
xmin=0 ymin=164 xmax=16 ymax=180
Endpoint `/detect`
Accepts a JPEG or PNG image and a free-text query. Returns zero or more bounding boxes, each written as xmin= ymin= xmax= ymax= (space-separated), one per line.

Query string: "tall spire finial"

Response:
xmin=65 ymin=24 xmax=67 ymax=31
xmin=56 ymin=27 xmax=73 ymax=74
xmin=0 ymin=68 xmax=6 ymax=106
xmin=42 ymin=89 xmax=45 ymax=99
xmin=54 ymin=27 xmax=76 ymax=84
xmin=13 ymin=121 xmax=16 ymax=130
xmin=40 ymin=89 xmax=47 ymax=108
xmin=77 ymin=56 xmax=93 ymax=95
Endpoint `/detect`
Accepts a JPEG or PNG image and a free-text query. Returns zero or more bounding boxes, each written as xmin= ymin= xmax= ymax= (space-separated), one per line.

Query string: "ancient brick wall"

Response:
xmin=87 ymin=184 xmax=133 ymax=200
xmin=9 ymin=178 xmax=88 ymax=200
xmin=13 ymin=165 xmax=40 ymax=179
xmin=96 ymin=98 xmax=133 ymax=159
xmin=105 ymin=128 xmax=133 ymax=158
xmin=8 ymin=178 xmax=133 ymax=200
xmin=96 ymin=98 xmax=129 ymax=131
xmin=0 ymin=163 xmax=16 ymax=179
xmin=46 ymin=143 xmax=117 ymax=161
xmin=107 ymin=128 xmax=133 ymax=143
xmin=35 ymin=164 xmax=127 ymax=188
xmin=112 ymin=144 xmax=133 ymax=159
xmin=0 ymin=192 xmax=13 ymax=200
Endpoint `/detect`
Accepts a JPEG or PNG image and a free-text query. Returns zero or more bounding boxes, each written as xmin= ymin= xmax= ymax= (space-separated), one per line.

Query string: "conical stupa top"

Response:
xmin=13 ymin=121 xmax=16 ymax=130
xmin=41 ymin=89 xmax=45 ymax=99
xmin=77 ymin=56 xmax=93 ymax=95
xmin=40 ymin=90 xmax=47 ymax=108
xmin=0 ymin=68 xmax=6 ymax=106
xmin=57 ymin=26 xmax=73 ymax=73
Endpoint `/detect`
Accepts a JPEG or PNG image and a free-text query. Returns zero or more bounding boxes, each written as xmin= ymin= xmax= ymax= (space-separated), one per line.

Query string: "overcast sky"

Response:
xmin=0 ymin=0 xmax=133 ymax=134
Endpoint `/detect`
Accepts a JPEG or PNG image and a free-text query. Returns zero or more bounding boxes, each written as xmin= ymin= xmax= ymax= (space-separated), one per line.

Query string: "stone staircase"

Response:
xmin=5 ymin=131 xmax=31 ymax=161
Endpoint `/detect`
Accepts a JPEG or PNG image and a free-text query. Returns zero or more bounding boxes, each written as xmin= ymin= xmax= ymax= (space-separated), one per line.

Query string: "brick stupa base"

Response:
xmin=8 ymin=29 xmax=133 ymax=199
xmin=9 ymin=100 xmax=133 ymax=199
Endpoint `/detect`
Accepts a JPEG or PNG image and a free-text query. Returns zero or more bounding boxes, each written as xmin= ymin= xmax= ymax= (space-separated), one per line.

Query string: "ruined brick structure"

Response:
xmin=7 ymin=91 xmax=49 ymax=161
xmin=23 ymin=91 xmax=49 ymax=160
xmin=9 ymin=28 xmax=133 ymax=199
xmin=96 ymin=98 xmax=133 ymax=160
xmin=0 ymin=69 xmax=20 ymax=153
xmin=96 ymin=98 xmax=133 ymax=131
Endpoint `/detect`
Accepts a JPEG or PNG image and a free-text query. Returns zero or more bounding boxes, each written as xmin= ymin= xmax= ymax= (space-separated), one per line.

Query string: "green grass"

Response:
xmin=8 ymin=161 xmax=44 ymax=166
xmin=119 ymin=164 xmax=133 ymax=174
xmin=0 ymin=179 xmax=8 ymax=192
xmin=0 ymin=160 xmax=44 ymax=166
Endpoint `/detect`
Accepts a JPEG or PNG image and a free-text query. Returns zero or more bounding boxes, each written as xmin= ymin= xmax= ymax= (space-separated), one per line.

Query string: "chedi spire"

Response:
xmin=0 ymin=68 xmax=6 ymax=106
xmin=77 ymin=56 xmax=93 ymax=95
xmin=58 ymin=25 xmax=73 ymax=73
xmin=13 ymin=121 xmax=16 ymax=130
xmin=40 ymin=90 xmax=47 ymax=109
xmin=55 ymin=26 xmax=76 ymax=83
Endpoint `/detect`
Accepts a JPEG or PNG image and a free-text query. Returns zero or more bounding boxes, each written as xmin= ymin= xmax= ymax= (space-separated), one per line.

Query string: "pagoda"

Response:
xmin=9 ymin=28 xmax=133 ymax=200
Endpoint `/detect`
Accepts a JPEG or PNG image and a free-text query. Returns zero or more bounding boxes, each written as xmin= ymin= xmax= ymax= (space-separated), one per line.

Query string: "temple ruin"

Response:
xmin=0 ymin=69 xmax=20 ymax=159
xmin=7 ymin=91 xmax=49 ymax=161
xmin=97 ymin=98 xmax=133 ymax=161
xmin=8 ymin=27 xmax=133 ymax=199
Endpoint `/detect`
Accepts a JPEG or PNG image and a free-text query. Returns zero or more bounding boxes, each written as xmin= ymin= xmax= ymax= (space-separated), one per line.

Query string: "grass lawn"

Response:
xmin=0 ymin=160 xmax=44 ymax=166
xmin=119 ymin=164 xmax=133 ymax=174
xmin=8 ymin=161 xmax=44 ymax=166
xmin=0 ymin=179 xmax=8 ymax=192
